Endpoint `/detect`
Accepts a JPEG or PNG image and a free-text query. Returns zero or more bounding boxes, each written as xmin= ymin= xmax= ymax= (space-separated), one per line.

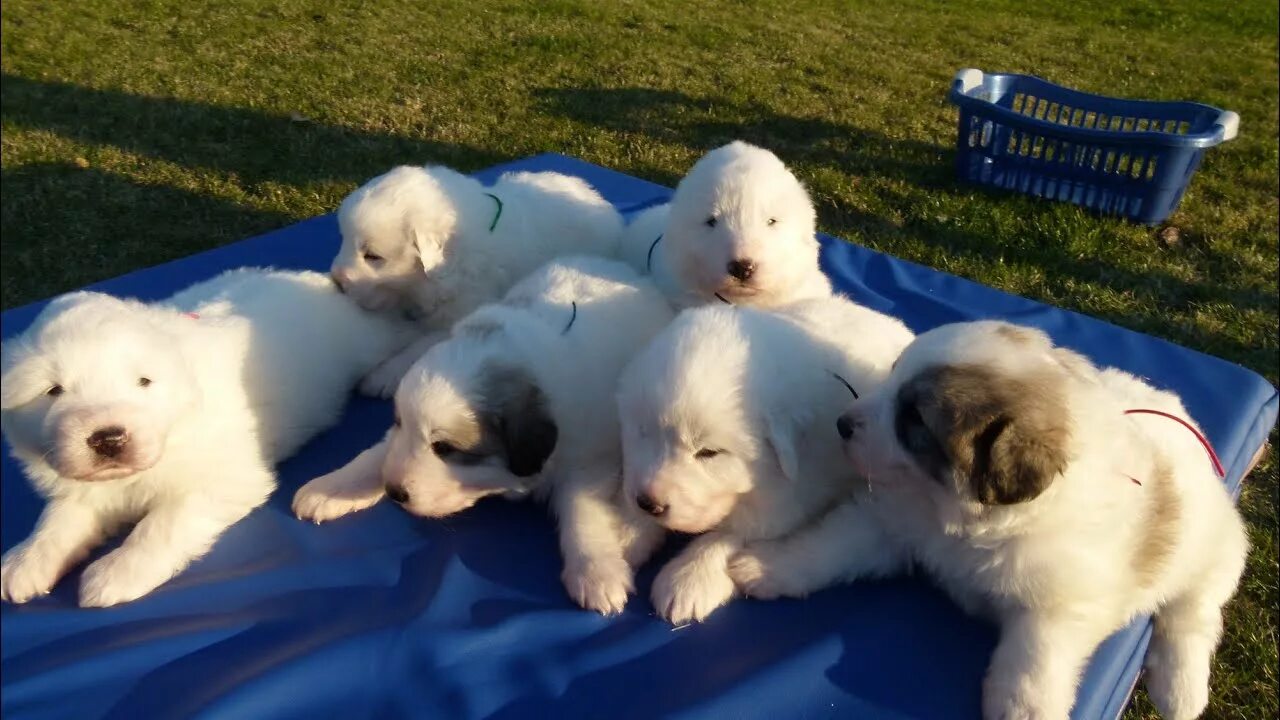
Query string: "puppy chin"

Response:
xmin=396 ymin=483 xmax=490 ymax=518
xmin=346 ymin=284 xmax=399 ymax=313
xmin=58 ymin=456 xmax=159 ymax=482
xmin=657 ymin=500 xmax=735 ymax=534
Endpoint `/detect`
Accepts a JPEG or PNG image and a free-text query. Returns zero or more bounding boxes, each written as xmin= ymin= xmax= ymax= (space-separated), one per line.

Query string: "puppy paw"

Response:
xmin=651 ymin=558 xmax=736 ymax=625
xmin=293 ymin=475 xmax=384 ymax=524
xmin=1 ymin=547 xmax=62 ymax=603
xmin=79 ymin=550 xmax=167 ymax=608
xmin=562 ymin=558 xmax=633 ymax=616
xmin=727 ymin=546 xmax=799 ymax=600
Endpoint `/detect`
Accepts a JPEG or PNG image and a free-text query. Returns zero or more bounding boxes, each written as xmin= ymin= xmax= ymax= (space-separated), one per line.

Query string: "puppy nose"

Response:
xmin=836 ymin=414 xmax=857 ymax=440
xmin=87 ymin=427 xmax=129 ymax=458
xmin=385 ymin=483 xmax=410 ymax=504
xmin=726 ymin=259 xmax=756 ymax=281
xmin=636 ymin=493 xmax=667 ymax=517
xmin=330 ymin=269 xmax=350 ymax=291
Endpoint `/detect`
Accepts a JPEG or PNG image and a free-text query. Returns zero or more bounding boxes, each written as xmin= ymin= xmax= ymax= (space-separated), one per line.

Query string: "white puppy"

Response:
xmin=293 ymin=257 xmax=675 ymax=615
xmin=620 ymin=141 xmax=831 ymax=309
xmin=0 ymin=269 xmax=414 ymax=607
xmin=730 ymin=321 xmax=1248 ymax=720
xmin=616 ymin=296 xmax=913 ymax=624
xmin=332 ymin=165 xmax=624 ymax=396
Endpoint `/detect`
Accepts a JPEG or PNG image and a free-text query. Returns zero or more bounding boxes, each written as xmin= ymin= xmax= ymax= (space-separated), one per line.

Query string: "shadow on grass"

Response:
xmin=532 ymin=86 xmax=954 ymax=188
xmin=1 ymin=72 xmax=509 ymax=187
xmin=0 ymin=72 xmax=512 ymax=307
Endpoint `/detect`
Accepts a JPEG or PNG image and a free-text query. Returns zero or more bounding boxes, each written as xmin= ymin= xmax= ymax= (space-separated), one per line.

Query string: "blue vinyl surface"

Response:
xmin=2 ymin=154 xmax=1275 ymax=720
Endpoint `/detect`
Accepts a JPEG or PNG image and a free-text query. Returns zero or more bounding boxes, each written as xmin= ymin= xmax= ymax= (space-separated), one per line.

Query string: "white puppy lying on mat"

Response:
xmin=294 ymin=256 xmax=675 ymax=615
xmin=0 ymin=269 xmax=415 ymax=607
xmin=731 ymin=321 xmax=1248 ymax=720
xmin=332 ymin=165 xmax=624 ymax=396
xmin=621 ymin=141 xmax=831 ymax=309
xmin=616 ymin=296 xmax=912 ymax=624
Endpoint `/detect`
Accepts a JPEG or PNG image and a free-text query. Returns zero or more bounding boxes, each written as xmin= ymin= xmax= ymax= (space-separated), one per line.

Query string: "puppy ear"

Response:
xmin=916 ymin=364 xmax=1070 ymax=506
xmin=968 ymin=414 xmax=1068 ymax=505
xmin=484 ymin=364 xmax=558 ymax=477
xmin=764 ymin=411 xmax=802 ymax=483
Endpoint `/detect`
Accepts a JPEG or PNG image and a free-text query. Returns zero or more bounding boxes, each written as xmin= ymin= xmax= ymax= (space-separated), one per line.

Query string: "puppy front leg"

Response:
xmin=293 ymin=439 xmax=390 ymax=523
xmin=360 ymin=332 xmax=447 ymax=398
xmin=79 ymin=492 xmax=259 ymax=607
xmin=983 ymin=611 xmax=1107 ymax=720
xmin=553 ymin=478 xmax=635 ymax=615
xmin=2 ymin=501 xmax=109 ymax=603
xmin=729 ymin=499 xmax=904 ymax=599
xmin=651 ymin=532 xmax=739 ymax=624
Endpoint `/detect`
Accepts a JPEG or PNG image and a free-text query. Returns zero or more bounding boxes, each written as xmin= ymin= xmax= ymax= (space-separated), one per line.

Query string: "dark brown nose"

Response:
xmin=726 ymin=259 xmax=756 ymax=281
xmin=636 ymin=493 xmax=667 ymax=517
xmin=87 ymin=427 xmax=129 ymax=458
xmin=385 ymin=483 xmax=410 ymax=504
xmin=836 ymin=414 xmax=861 ymax=440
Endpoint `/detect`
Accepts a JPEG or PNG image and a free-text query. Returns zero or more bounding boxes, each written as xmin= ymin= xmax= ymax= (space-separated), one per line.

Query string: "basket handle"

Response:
xmin=952 ymin=68 xmax=984 ymax=95
xmin=1215 ymin=110 xmax=1240 ymax=142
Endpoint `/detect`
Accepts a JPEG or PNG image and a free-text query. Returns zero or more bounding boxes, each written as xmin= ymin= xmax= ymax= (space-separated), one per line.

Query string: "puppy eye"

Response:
xmin=362 ymin=250 xmax=384 ymax=263
xmin=898 ymin=405 xmax=932 ymax=451
xmin=431 ymin=441 xmax=456 ymax=458
xmin=138 ymin=377 xmax=152 ymax=388
xmin=704 ymin=216 xmax=717 ymax=228
xmin=695 ymin=448 xmax=722 ymax=460
xmin=46 ymin=384 xmax=64 ymax=397
xmin=766 ymin=217 xmax=778 ymax=226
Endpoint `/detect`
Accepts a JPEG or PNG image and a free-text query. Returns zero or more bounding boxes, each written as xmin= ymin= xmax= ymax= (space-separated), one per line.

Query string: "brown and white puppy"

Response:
xmin=730 ymin=321 xmax=1248 ymax=720
xmin=294 ymin=256 xmax=675 ymax=615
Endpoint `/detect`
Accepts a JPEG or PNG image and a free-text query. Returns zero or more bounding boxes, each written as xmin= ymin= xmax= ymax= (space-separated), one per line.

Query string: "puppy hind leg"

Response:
xmin=552 ymin=479 xmax=635 ymax=615
xmin=1145 ymin=545 xmax=1246 ymax=720
xmin=293 ymin=440 xmax=390 ymax=523
xmin=360 ymin=332 xmax=447 ymax=398
xmin=982 ymin=612 xmax=1110 ymax=720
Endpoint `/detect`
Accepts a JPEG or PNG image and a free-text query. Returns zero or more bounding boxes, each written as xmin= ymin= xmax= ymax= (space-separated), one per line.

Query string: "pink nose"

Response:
xmin=330 ymin=269 xmax=351 ymax=290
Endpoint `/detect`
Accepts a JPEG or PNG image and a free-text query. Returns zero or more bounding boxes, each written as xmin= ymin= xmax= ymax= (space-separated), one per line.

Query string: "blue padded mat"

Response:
xmin=2 ymin=154 xmax=1275 ymax=720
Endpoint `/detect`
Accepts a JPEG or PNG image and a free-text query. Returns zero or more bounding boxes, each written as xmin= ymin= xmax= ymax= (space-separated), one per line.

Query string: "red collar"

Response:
xmin=1124 ymin=408 xmax=1226 ymax=484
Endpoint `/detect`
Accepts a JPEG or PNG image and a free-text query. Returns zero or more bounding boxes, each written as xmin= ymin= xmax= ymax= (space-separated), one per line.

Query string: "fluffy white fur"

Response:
xmin=333 ymin=165 xmax=625 ymax=396
xmin=0 ymin=269 xmax=415 ymax=607
xmin=730 ymin=321 xmax=1248 ymax=720
xmin=616 ymin=296 xmax=913 ymax=624
xmin=620 ymin=141 xmax=831 ymax=309
xmin=293 ymin=256 xmax=675 ymax=615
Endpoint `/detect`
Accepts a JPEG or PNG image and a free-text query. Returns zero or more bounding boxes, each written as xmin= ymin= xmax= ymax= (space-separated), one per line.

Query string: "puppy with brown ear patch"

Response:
xmin=730 ymin=321 xmax=1248 ymax=720
xmin=293 ymin=257 xmax=675 ymax=615
xmin=616 ymin=296 xmax=914 ymax=624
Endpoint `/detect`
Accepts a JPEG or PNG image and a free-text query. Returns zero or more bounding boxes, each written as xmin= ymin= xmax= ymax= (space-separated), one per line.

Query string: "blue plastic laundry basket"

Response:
xmin=947 ymin=68 xmax=1238 ymax=224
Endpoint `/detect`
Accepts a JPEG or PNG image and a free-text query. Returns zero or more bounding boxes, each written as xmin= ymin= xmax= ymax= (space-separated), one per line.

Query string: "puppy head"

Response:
xmin=665 ymin=141 xmax=819 ymax=306
xmin=839 ymin=322 xmax=1077 ymax=515
xmin=382 ymin=349 xmax=557 ymax=518
xmin=617 ymin=307 xmax=796 ymax=533
xmin=331 ymin=166 xmax=458 ymax=313
xmin=1 ymin=293 xmax=197 ymax=482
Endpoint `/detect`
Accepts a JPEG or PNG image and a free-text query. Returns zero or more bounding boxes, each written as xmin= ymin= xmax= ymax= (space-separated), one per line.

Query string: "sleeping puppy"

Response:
xmin=616 ymin=296 xmax=913 ymax=624
xmin=620 ymin=141 xmax=831 ymax=309
xmin=730 ymin=321 xmax=1248 ymax=720
xmin=332 ymin=165 xmax=624 ymax=396
xmin=293 ymin=256 xmax=675 ymax=615
xmin=0 ymin=269 xmax=415 ymax=607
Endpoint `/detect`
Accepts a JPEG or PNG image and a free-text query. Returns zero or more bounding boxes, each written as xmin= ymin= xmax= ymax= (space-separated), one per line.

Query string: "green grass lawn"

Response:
xmin=2 ymin=0 xmax=1276 ymax=716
